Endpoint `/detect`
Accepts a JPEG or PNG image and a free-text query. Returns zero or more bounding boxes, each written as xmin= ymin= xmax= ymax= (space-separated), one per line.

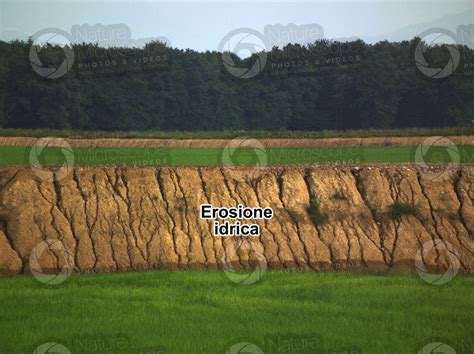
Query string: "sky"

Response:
xmin=1 ymin=1 xmax=473 ymax=51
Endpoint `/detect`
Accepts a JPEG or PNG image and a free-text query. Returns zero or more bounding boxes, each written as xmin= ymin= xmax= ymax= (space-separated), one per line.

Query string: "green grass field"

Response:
xmin=0 ymin=271 xmax=472 ymax=354
xmin=0 ymin=127 xmax=472 ymax=139
xmin=2 ymin=145 xmax=474 ymax=166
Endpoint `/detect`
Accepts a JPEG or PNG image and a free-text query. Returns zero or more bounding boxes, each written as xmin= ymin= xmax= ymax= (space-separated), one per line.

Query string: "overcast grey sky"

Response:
xmin=1 ymin=1 xmax=473 ymax=50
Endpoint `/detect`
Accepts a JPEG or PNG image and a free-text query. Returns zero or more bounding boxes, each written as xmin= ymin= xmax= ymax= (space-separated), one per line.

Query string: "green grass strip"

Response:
xmin=1 ymin=145 xmax=473 ymax=166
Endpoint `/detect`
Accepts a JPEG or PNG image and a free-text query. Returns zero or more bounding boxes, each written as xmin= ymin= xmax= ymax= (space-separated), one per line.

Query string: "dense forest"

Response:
xmin=0 ymin=37 xmax=473 ymax=131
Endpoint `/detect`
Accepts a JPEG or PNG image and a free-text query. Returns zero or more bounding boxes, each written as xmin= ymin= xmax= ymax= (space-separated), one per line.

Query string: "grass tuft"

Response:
xmin=388 ymin=202 xmax=418 ymax=219
xmin=308 ymin=192 xmax=328 ymax=224
xmin=332 ymin=190 xmax=347 ymax=200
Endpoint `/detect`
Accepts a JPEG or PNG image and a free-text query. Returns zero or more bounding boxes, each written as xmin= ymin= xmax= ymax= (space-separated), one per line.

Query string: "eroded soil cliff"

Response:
xmin=0 ymin=165 xmax=472 ymax=275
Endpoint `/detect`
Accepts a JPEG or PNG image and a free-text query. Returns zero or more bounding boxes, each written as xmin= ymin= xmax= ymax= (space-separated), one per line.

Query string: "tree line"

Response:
xmin=0 ymin=37 xmax=473 ymax=131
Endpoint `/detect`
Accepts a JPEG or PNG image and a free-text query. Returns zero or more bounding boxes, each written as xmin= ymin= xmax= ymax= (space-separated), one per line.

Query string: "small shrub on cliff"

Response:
xmin=308 ymin=192 xmax=328 ymax=224
xmin=176 ymin=196 xmax=186 ymax=211
xmin=388 ymin=202 xmax=418 ymax=219
xmin=447 ymin=212 xmax=460 ymax=221
xmin=434 ymin=208 xmax=460 ymax=221
xmin=332 ymin=190 xmax=347 ymax=200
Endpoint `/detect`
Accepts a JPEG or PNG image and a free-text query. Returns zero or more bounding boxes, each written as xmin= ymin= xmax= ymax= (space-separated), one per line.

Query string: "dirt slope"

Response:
xmin=0 ymin=165 xmax=472 ymax=275
xmin=0 ymin=135 xmax=472 ymax=148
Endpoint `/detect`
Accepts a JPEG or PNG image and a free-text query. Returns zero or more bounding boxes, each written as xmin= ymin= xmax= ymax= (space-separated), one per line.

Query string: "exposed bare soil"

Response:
xmin=0 ymin=135 xmax=472 ymax=148
xmin=0 ymin=165 xmax=472 ymax=275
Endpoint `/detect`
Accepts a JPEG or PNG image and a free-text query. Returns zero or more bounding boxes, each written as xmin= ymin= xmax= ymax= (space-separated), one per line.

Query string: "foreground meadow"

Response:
xmin=0 ymin=271 xmax=472 ymax=353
